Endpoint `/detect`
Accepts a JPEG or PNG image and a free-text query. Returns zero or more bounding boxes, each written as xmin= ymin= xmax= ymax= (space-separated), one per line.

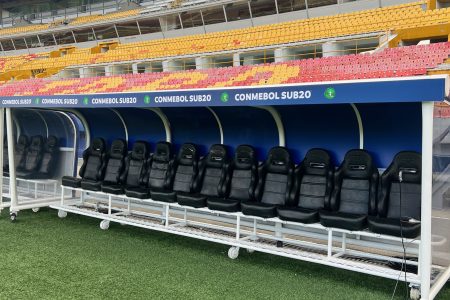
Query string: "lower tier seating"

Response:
xmin=0 ymin=42 xmax=449 ymax=96
xmin=61 ymin=138 xmax=422 ymax=238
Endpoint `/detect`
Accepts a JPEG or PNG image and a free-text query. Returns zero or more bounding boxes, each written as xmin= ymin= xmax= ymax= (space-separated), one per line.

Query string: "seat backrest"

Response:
xmin=379 ymin=151 xmax=421 ymax=220
xmin=147 ymin=141 xmax=173 ymax=190
xmin=172 ymin=143 xmax=198 ymax=193
xmin=22 ymin=135 xmax=44 ymax=172
xmin=256 ymin=147 xmax=294 ymax=206
xmin=227 ymin=145 xmax=258 ymax=201
xmin=37 ymin=136 xmax=59 ymax=177
xmin=293 ymin=148 xmax=334 ymax=210
xmin=331 ymin=149 xmax=379 ymax=215
xmin=15 ymin=135 xmax=29 ymax=169
xmin=79 ymin=137 xmax=106 ymax=181
xmin=196 ymin=144 xmax=229 ymax=197
xmin=121 ymin=141 xmax=149 ymax=187
xmin=103 ymin=139 xmax=127 ymax=184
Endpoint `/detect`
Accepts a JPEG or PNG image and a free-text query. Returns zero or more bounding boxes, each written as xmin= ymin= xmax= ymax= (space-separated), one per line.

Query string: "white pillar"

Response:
xmin=195 ymin=56 xmax=213 ymax=70
xmin=132 ymin=63 xmax=139 ymax=74
xmin=6 ymin=108 xmax=18 ymax=213
xmin=79 ymin=68 xmax=86 ymax=78
xmin=420 ymin=101 xmax=434 ymax=300
xmin=163 ymin=60 xmax=183 ymax=72
xmin=233 ymin=53 xmax=241 ymax=67
xmin=322 ymin=41 xmax=346 ymax=57
xmin=274 ymin=48 xmax=294 ymax=63
xmin=105 ymin=65 xmax=113 ymax=77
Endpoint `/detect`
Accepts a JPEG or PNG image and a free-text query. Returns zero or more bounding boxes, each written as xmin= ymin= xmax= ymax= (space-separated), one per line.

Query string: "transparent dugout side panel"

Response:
xmin=432 ymin=102 xmax=450 ymax=272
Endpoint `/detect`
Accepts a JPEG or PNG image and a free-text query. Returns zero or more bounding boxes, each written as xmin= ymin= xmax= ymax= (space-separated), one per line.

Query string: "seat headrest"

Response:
xmin=90 ymin=138 xmax=105 ymax=156
xmin=30 ymin=135 xmax=44 ymax=150
xmin=266 ymin=147 xmax=292 ymax=174
xmin=17 ymin=135 xmax=29 ymax=147
xmin=390 ymin=151 xmax=421 ymax=183
xmin=341 ymin=149 xmax=375 ymax=178
xmin=177 ymin=143 xmax=198 ymax=166
xmin=234 ymin=145 xmax=256 ymax=170
xmin=154 ymin=142 xmax=173 ymax=162
xmin=206 ymin=144 xmax=228 ymax=168
xmin=109 ymin=139 xmax=127 ymax=159
xmin=302 ymin=148 xmax=332 ymax=176
xmin=46 ymin=136 xmax=58 ymax=150
xmin=131 ymin=141 xmax=149 ymax=160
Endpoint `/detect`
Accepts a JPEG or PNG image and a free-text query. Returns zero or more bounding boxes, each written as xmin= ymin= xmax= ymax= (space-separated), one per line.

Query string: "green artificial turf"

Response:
xmin=0 ymin=209 xmax=448 ymax=300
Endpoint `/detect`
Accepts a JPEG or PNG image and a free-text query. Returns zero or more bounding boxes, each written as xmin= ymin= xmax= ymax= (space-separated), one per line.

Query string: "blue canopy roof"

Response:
xmin=0 ymin=75 xmax=447 ymax=108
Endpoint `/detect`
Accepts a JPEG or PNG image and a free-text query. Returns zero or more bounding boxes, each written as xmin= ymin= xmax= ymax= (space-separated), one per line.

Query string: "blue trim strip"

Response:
xmin=0 ymin=77 xmax=446 ymax=108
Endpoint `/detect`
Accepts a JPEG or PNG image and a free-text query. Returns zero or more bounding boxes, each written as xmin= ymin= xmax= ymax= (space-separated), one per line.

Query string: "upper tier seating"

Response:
xmin=16 ymin=135 xmax=44 ymax=178
xmin=102 ymin=141 xmax=150 ymax=195
xmin=3 ymin=42 xmax=449 ymax=96
xmin=277 ymin=149 xmax=334 ymax=224
xmin=368 ymin=151 xmax=422 ymax=238
xmin=62 ymin=138 xmax=106 ymax=189
xmin=70 ymin=9 xmax=142 ymax=26
xmin=7 ymin=2 xmax=450 ymax=74
xmin=320 ymin=150 xmax=379 ymax=231
xmin=125 ymin=141 xmax=174 ymax=199
xmin=177 ymin=144 xmax=229 ymax=208
xmin=31 ymin=135 xmax=59 ymax=179
xmin=207 ymin=145 xmax=258 ymax=213
xmin=0 ymin=23 xmax=49 ymax=37
xmin=241 ymin=147 xmax=295 ymax=219
xmin=152 ymin=143 xmax=199 ymax=203
xmin=99 ymin=139 xmax=128 ymax=191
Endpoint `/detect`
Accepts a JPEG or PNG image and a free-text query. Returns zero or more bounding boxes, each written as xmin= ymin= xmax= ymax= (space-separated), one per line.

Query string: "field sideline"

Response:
xmin=0 ymin=209 xmax=448 ymax=299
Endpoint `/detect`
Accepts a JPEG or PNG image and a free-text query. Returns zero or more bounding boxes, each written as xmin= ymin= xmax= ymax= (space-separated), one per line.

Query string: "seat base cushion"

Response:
xmin=29 ymin=172 xmax=52 ymax=180
xmin=125 ymin=187 xmax=150 ymax=199
xmin=150 ymin=189 xmax=176 ymax=203
xmin=101 ymin=183 xmax=124 ymax=195
xmin=81 ymin=179 xmax=102 ymax=191
xmin=368 ymin=216 xmax=420 ymax=238
xmin=241 ymin=201 xmax=277 ymax=218
xmin=277 ymin=207 xmax=320 ymax=224
xmin=319 ymin=210 xmax=368 ymax=231
xmin=177 ymin=192 xmax=207 ymax=208
xmin=62 ymin=176 xmax=82 ymax=188
xmin=207 ymin=197 xmax=240 ymax=212
xmin=16 ymin=170 xmax=36 ymax=179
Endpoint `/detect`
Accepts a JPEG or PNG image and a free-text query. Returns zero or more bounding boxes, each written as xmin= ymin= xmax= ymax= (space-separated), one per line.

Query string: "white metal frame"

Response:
xmin=53 ymin=184 xmax=450 ymax=292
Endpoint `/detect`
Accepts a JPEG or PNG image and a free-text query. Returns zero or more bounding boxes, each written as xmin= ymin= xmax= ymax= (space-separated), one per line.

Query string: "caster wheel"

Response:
xmin=32 ymin=207 xmax=40 ymax=213
xmin=10 ymin=213 xmax=17 ymax=222
xmin=410 ymin=287 xmax=420 ymax=300
xmin=276 ymin=241 xmax=283 ymax=248
xmin=228 ymin=247 xmax=239 ymax=260
xmin=246 ymin=248 xmax=255 ymax=254
xmin=100 ymin=220 xmax=110 ymax=230
xmin=58 ymin=210 xmax=67 ymax=219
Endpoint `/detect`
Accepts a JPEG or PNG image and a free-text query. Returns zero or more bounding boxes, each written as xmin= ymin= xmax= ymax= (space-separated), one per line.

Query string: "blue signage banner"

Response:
xmin=0 ymin=76 xmax=446 ymax=108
